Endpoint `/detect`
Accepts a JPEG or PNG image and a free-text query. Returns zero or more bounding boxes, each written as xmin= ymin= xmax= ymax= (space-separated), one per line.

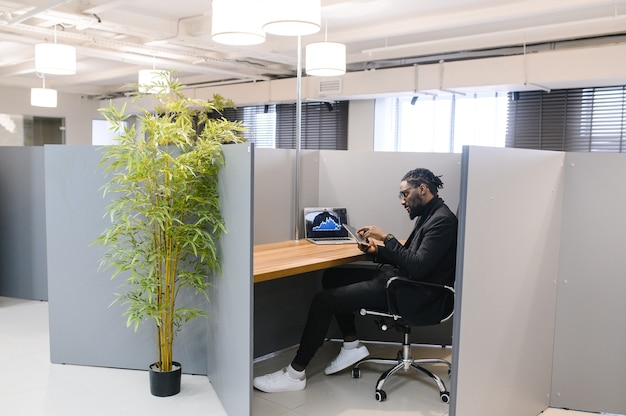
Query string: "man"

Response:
xmin=253 ymin=168 xmax=458 ymax=393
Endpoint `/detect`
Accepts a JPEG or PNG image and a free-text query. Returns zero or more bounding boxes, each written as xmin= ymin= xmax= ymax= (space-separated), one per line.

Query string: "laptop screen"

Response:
xmin=304 ymin=207 xmax=350 ymax=239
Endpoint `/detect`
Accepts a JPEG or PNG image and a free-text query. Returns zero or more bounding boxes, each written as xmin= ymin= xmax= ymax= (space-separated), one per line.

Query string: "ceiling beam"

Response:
xmin=7 ymin=0 xmax=72 ymax=25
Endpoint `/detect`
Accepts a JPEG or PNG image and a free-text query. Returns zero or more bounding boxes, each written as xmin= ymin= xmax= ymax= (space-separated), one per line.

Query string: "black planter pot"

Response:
xmin=149 ymin=361 xmax=182 ymax=397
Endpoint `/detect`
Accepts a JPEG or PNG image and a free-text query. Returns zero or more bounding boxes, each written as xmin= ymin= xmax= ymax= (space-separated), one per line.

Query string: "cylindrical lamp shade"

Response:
xmin=262 ymin=0 xmax=321 ymax=36
xmin=35 ymin=43 xmax=76 ymax=75
xmin=138 ymin=70 xmax=170 ymax=94
xmin=31 ymin=88 xmax=58 ymax=108
xmin=306 ymin=42 xmax=346 ymax=76
xmin=212 ymin=0 xmax=266 ymax=45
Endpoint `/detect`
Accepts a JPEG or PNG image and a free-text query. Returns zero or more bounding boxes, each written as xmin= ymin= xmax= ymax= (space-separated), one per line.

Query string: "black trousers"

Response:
xmin=293 ymin=266 xmax=394 ymax=369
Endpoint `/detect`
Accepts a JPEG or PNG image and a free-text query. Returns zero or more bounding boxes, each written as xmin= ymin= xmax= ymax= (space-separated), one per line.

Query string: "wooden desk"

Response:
xmin=253 ymin=239 xmax=367 ymax=283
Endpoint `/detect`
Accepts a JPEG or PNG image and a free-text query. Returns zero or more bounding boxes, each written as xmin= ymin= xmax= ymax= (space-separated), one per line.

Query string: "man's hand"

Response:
xmin=358 ymin=225 xmax=387 ymax=242
xmin=356 ymin=225 xmax=388 ymax=255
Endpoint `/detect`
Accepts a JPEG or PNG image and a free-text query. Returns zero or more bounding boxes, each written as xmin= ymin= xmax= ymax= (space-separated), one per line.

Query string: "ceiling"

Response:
xmin=2 ymin=0 xmax=626 ymax=98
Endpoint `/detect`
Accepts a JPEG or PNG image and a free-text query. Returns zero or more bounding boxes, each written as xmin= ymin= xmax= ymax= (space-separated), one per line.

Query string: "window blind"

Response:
xmin=507 ymin=86 xmax=626 ymax=152
xmin=276 ymin=101 xmax=348 ymax=150
xmin=206 ymin=102 xmax=348 ymax=150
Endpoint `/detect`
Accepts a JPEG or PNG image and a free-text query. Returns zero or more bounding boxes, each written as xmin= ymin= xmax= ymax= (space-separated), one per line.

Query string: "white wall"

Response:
xmin=0 ymin=85 xmax=101 ymax=145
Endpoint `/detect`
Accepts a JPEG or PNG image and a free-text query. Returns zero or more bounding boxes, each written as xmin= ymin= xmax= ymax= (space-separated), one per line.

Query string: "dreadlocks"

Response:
xmin=401 ymin=168 xmax=444 ymax=195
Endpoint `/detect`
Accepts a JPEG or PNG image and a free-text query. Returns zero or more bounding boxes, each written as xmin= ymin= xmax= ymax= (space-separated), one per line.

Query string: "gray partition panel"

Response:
xmin=45 ymin=143 xmax=253 ymax=392
xmin=0 ymin=147 xmax=47 ymax=300
xmin=45 ymin=145 xmax=208 ymax=374
xmin=451 ymin=146 xmax=563 ymax=416
xmin=206 ymin=143 xmax=253 ymax=416
xmin=551 ymin=153 xmax=626 ymax=414
xmin=254 ymin=148 xmax=295 ymax=243
xmin=253 ymin=148 xmax=319 ymax=243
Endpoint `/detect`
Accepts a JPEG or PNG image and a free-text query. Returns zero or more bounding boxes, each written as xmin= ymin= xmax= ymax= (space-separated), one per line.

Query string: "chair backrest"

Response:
xmin=386 ymin=277 xmax=455 ymax=327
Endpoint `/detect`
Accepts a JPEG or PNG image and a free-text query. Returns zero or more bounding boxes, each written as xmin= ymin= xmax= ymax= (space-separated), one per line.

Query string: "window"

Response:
xmin=374 ymin=93 xmax=508 ymax=153
xmin=506 ymin=86 xmax=626 ymax=152
xmin=215 ymin=101 xmax=349 ymax=150
xmin=92 ymin=118 xmax=131 ymax=145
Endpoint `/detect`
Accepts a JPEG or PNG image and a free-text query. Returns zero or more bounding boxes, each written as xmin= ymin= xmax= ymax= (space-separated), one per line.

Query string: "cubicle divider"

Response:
xmin=206 ymin=143 xmax=254 ymax=416
xmin=0 ymin=147 xmax=48 ymax=300
xmin=550 ymin=153 xmax=626 ymax=415
xmin=253 ymin=148 xmax=320 ymax=244
xmin=451 ymin=146 xmax=565 ymax=416
xmin=44 ymin=144 xmax=253 ymax=416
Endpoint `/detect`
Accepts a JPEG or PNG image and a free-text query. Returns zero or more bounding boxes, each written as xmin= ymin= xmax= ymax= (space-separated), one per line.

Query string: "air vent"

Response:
xmin=318 ymin=78 xmax=342 ymax=96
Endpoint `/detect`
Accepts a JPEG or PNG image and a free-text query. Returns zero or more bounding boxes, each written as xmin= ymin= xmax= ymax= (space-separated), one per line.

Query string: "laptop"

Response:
xmin=303 ymin=207 xmax=355 ymax=245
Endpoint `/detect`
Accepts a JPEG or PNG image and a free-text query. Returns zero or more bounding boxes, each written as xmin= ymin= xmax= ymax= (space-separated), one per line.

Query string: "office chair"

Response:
xmin=352 ymin=277 xmax=455 ymax=402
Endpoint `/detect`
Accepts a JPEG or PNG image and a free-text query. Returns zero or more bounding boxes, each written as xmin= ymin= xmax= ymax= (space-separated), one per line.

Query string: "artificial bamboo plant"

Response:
xmin=96 ymin=75 xmax=245 ymax=372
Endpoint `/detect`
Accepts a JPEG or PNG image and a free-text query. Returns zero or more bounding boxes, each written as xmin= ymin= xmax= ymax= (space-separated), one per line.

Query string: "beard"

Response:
xmin=408 ymin=203 xmax=425 ymax=220
xmin=407 ymin=194 xmax=427 ymax=220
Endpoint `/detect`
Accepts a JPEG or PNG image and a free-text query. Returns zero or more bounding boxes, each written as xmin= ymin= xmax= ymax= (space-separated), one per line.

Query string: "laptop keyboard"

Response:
xmin=309 ymin=237 xmax=354 ymax=244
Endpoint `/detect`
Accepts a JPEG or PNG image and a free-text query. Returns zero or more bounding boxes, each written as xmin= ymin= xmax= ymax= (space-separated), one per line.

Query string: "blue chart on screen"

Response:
xmin=313 ymin=217 xmax=341 ymax=231
xmin=303 ymin=207 xmax=355 ymax=244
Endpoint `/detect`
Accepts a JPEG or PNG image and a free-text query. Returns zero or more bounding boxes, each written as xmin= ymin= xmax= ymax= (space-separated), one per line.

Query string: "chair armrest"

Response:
xmin=386 ymin=276 xmax=455 ymax=295
xmin=386 ymin=277 xmax=455 ymax=325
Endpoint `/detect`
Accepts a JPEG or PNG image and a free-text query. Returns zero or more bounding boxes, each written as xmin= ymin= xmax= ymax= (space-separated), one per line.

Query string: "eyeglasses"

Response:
xmin=398 ymin=186 xmax=415 ymax=200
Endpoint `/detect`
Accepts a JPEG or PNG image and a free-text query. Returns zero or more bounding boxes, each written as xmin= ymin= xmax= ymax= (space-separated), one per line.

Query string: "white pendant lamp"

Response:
xmin=35 ymin=42 xmax=76 ymax=75
xmin=211 ymin=0 xmax=266 ymax=45
xmin=306 ymin=41 xmax=346 ymax=76
xmin=31 ymin=76 xmax=57 ymax=108
xmin=262 ymin=0 xmax=321 ymax=36
xmin=138 ymin=69 xmax=170 ymax=94
xmin=34 ymin=25 xmax=76 ymax=75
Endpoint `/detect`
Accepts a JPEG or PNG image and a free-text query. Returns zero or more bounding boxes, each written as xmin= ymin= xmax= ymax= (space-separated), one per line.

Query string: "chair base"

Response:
xmin=352 ymin=331 xmax=451 ymax=402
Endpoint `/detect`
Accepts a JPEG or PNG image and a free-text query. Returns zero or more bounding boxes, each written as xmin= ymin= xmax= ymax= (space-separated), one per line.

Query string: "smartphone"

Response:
xmin=343 ymin=224 xmax=368 ymax=246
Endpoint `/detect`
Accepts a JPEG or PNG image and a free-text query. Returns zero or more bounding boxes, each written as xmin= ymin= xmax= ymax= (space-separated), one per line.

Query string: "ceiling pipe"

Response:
xmin=0 ymin=21 xmax=285 ymax=79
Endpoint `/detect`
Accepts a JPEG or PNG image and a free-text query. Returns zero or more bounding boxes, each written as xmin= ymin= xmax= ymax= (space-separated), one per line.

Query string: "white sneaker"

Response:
xmin=253 ymin=368 xmax=306 ymax=393
xmin=324 ymin=345 xmax=370 ymax=375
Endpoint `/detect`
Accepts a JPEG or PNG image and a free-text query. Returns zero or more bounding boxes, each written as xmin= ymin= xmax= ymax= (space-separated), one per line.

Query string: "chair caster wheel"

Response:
xmin=352 ymin=367 xmax=361 ymax=378
xmin=440 ymin=391 xmax=450 ymax=403
xmin=375 ymin=389 xmax=387 ymax=402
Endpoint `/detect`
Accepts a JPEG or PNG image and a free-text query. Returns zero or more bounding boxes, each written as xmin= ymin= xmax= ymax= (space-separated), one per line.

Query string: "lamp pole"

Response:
xmin=294 ymin=34 xmax=302 ymax=240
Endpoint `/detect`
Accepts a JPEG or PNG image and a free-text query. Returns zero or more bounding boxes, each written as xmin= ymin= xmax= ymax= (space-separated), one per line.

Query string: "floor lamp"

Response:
xmin=212 ymin=0 xmax=325 ymax=240
xmin=262 ymin=0 xmax=321 ymax=241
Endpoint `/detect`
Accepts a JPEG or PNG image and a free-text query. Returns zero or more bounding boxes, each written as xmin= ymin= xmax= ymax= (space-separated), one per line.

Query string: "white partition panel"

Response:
xmin=551 ymin=153 xmax=626 ymax=415
xmin=451 ymin=146 xmax=564 ymax=416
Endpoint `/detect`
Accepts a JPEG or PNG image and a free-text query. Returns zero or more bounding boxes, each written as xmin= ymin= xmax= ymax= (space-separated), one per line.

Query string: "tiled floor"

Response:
xmin=0 ymin=296 xmax=612 ymax=416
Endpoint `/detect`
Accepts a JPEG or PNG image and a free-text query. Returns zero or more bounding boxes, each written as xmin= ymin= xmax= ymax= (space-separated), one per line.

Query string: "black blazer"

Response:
xmin=374 ymin=197 xmax=458 ymax=325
